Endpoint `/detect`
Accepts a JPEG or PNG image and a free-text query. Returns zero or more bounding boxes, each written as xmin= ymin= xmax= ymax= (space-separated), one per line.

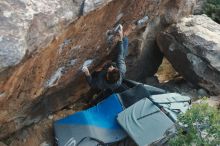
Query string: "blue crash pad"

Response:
xmin=54 ymin=94 xmax=126 ymax=146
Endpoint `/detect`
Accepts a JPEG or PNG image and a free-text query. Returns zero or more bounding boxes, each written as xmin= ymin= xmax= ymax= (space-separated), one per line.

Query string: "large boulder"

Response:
xmin=157 ymin=15 xmax=220 ymax=95
xmin=126 ymin=0 xmax=196 ymax=81
xmin=0 ymin=0 xmax=196 ymax=139
xmin=0 ymin=0 xmax=112 ymax=72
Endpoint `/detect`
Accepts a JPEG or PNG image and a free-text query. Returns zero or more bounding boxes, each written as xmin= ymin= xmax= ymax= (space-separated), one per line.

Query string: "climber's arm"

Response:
xmin=116 ymin=27 xmax=128 ymax=77
xmin=116 ymin=40 xmax=126 ymax=76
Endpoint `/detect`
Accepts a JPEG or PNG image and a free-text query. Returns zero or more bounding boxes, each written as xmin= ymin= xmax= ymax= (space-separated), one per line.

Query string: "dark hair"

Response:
xmin=106 ymin=68 xmax=120 ymax=84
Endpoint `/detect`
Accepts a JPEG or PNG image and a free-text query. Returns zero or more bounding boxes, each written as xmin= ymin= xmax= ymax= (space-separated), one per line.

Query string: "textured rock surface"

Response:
xmin=193 ymin=0 xmax=206 ymax=14
xmin=83 ymin=0 xmax=112 ymax=15
xmin=0 ymin=0 xmax=196 ymax=139
xmin=0 ymin=0 xmax=111 ymax=71
xmin=0 ymin=142 xmax=7 ymax=146
xmin=157 ymin=15 xmax=220 ymax=95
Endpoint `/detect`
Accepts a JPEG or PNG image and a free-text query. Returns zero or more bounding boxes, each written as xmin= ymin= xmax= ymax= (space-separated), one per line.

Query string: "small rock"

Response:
xmin=197 ymin=88 xmax=208 ymax=97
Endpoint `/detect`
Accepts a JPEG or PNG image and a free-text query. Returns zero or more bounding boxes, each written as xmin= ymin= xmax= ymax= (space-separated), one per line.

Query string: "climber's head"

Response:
xmin=106 ymin=65 xmax=120 ymax=84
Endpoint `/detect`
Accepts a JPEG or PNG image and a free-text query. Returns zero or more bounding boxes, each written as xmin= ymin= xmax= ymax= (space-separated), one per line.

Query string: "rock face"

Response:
xmin=83 ymin=0 xmax=112 ymax=15
xmin=0 ymin=142 xmax=7 ymax=146
xmin=0 ymin=0 xmax=112 ymax=72
xmin=127 ymin=0 xmax=196 ymax=81
xmin=0 ymin=0 xmax=196 ymax=139
xmin=193 ymin=0 xmax=206 ymax=14
xmin=157 ymin=15 xmax=220 ymax=95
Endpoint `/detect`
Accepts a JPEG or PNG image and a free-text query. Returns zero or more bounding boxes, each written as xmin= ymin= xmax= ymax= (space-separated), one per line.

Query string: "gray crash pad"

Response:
xmin=150 ymin=93 xmax=191 ymax=121
xmin=117 ymin=98 xmax=174 ymax=146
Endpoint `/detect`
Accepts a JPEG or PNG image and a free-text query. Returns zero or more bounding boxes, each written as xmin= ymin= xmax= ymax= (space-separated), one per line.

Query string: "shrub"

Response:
xmin=169 ymin=102 xmax=220 ymax=146
xmin=203 ymin=0 xmax=220 ymax=23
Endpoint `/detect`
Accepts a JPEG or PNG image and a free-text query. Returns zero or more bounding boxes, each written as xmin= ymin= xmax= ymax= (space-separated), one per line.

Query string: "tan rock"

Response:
xmin=0 ymin=0 xmax=196 ymax=138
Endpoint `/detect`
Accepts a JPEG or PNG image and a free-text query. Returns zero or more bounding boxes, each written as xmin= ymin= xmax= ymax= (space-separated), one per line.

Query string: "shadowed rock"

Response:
xmin=157 ymin=15 xmax=220 ymax=95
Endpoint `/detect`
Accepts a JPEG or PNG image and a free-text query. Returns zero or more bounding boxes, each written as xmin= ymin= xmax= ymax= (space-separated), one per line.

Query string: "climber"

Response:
xmin=82 ymin=24 xmax=129 ymax=92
